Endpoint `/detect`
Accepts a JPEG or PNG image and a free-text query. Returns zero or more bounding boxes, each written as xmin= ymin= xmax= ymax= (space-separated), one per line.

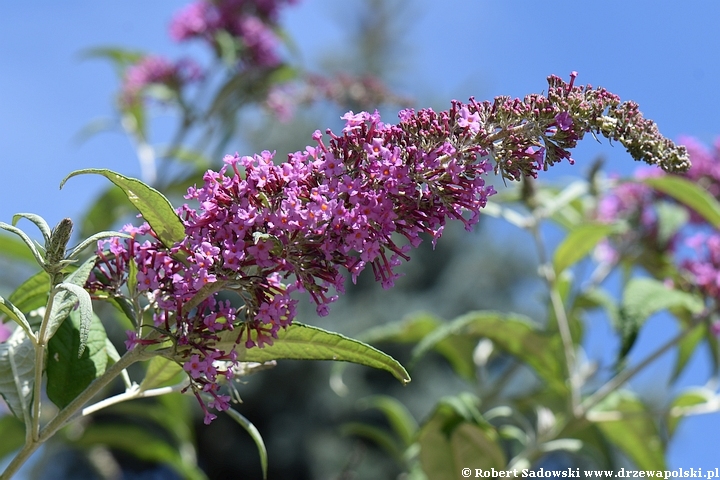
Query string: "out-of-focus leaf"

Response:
xmin=418 ymin=395 xmax=505 ymax=478
xmin=590 ymin=391 xmax=665 ymax=469
xmin=0 ymin=223 xmax=45 ymax=267
xmin=60 ymin=169 xmax=185 ymax=249
xmin=411 ymin=311 xmax=566 ymax=393
xmin=46 ymin=311 xmax=108 ymax=409
xmin=225 ymin=409 xmax=268 ymax=479
xmin=81 ymin=47 xmax=144 ymax=69
xmin=8 ymin=271 xmax=50 ymax=319
xmin=340 ymin=422 xmax=404 ymax=462
xmin=0 ymin=295 xmax=33 ymax=340
xmin=73 ymin=423 xmax=206 ymax=480
xmin=655 ymin=201 xmax=689 ymax=246
xmin=553 ymin=223 xmax=617 ymax=274
xmin=140 ymin=356 xmax=184 ymax=392
xmin=667 ymin=388 xmax=716 ymax=436
xmin=0 ymin=328 xmax=35 ymax=421
xmin=670 ymin=311 xmax=704 ymax=382
xmin=360 ymin=312 xmax=480 ymax=381
xmin=0 ymin=415 xmax=25 ymax=460
xmin=210 ymin=323 xmax=410 ymax=385
xmin=357 ymin=395 xmax=419 ymax=448
xmin=646 ymin=176 xmax=720 ymax=227
xmin=78 ymin=186 xmax=136 ymax=239
xmin=618 ymin=278 xmax=703 ymax=360
xmin=0 ymin=234 xmax=41 ymax=264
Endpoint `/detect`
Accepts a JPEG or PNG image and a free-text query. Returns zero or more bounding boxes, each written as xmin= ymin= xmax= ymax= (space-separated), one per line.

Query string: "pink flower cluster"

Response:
xmin=121 ymin=55 xmax=203 ymax=104
xmin=597 ymin=136 xmax=720 ymax=323
xmin=169 ymin=0 xmax=295 ymax=68
xmin=89 ymin=74 xmax=690 ymax=420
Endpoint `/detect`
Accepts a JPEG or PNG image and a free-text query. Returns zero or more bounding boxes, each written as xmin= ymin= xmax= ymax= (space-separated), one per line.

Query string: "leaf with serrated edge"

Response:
xmin=60 ymin=169 xmax=185 ymax=249
xmin=0 ymin=327 xmax=35 ymax=422
xmin=226 ymin=408 xmax=268 ymax=479
xmin=208 ymin=323 xmax=410 ymax=385
xmin=46 ymin=310 xmax=107 ymax=409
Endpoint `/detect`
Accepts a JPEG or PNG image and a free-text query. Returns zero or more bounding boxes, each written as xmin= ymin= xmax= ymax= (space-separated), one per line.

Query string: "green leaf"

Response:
xmin=11 ymin=213 xmax=51 ymax=244
xmin=46 ymin=310 xmax=108 ymax=409
xmin=60 ymin=169 xmax=185 ymax=249
xmin=225 ymin=408 xmax=268 ymax=480
xmin=340 ymin=422 xmax=404 ymax=462
xmin=8 ymin=271 xmax=50 ymax=318
xmin=590 ymin=391 xmax=666 ymax=469
xmin=67 ymin=230 xmax=131 ymax=260
xmin=54 ymin=283 xmax=94 ymax=357
xmin=654 ymin=201 xmax=690 ymax=246
xmin=140 ymin=356 xmax=184 ymax=392
xmin=646 ymin=176 xmax=720 ymax=227
xmin=78 ymin=186 xmax=136 ymax=239
xmin=411 ymin=311 xmax=566 ymax=393
xmin=0 ymin=295 xmax=33 ymax=340
xmin=361 ymin=312 xmax=478 ymax=381
xmin=553 ymin=223 xmax=617 ymax=274
xmin=73 ymin=423 xmax=206 ymax=480
xmin=0 ymin=222 xmax=45 ymax=267
xmin=618 ymin=278 xmax=704 ymax=360
xmin=0 ymin=233 xmax=42 ymax=264
xmin=0 ymin=415 xmax=25 ymax=460
xmin=45 ymin=256 xmax=96 ymax=342
xmin=670 ymin=313 xmax=704 ymax=382
xmin=212 ymin=323 xmax=410 ymax=385
xmin=418 ymin=395 xmax=505 ymax=478
xmin=667 ymin=388 xmax=715 ymax=436
xmin=0 ymin=327 xmax=35 ymax=421
xmin=357 ymin=395 xmax=419 ymax=448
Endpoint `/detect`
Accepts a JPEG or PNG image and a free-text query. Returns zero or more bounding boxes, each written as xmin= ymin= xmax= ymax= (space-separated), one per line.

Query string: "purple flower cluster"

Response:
xmin=121 ymin=55 xmax=203 ymax=105
xmin=89 ymin=74 xmax=690 ymax=421
xmin=169 ymin=0 xmax=294 ymax=68
xmin=597 ymin=136 xmax=720 ymax=330
xmin=265 ymin=73 xmax=413 ymax=123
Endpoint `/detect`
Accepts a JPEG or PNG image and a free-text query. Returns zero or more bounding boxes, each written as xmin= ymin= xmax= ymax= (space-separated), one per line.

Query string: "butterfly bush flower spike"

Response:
xmin=88 ymin=73 xmax=689 ymax=420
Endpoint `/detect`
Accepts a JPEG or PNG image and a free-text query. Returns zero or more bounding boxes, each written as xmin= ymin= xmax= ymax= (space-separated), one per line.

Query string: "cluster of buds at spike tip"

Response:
xmin=86 ymin=73 xmax=690 ymax=422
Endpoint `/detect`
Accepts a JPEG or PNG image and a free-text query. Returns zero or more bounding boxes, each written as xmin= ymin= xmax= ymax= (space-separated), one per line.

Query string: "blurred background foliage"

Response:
xmin=3 ymin=1 xmax=720 ymax=479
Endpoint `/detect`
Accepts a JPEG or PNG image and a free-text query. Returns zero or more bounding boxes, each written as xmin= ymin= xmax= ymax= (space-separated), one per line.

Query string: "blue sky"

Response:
xmin=2 ymin=0 xmax=720 ymax=468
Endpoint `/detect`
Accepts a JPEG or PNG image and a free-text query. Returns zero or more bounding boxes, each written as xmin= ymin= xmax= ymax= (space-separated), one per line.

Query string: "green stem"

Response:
xmin=30 ymin=286 xmax=60 ymax=442
xmin=1 ymin=346 xmax=149 ymax=480
xmin=529 ymin=221 xmax=580 ymax=413
xmin=576 ymin=316 xmax=704 ymax=417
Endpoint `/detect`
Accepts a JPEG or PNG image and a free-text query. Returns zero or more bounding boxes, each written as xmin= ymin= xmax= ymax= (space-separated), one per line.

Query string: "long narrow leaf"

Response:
xmin=60 ymin=169 xmax=186 ymax=249
xmin=225 ymin=408 xmax=268 ymax=479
